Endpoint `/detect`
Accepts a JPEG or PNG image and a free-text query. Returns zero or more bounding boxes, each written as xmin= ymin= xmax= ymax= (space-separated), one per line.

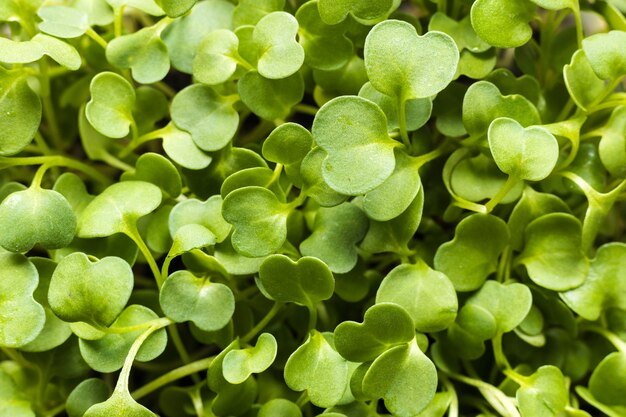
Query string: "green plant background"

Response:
xmin=1 ymin=0 xmax=626 ymax=416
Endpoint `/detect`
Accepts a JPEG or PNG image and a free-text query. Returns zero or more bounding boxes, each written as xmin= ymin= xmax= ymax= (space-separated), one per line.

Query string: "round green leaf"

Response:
xmin=588 ymin=352 xmax=626 ymax=407
xmin=77 ymin=181 xmax=162 ymax=238
xmin=222 ymin=186 xmax=289 ymax=257
xmin=85 ymin=72 xmax=136 ymax=139
xmin=467 ymin=281 xmax=533 ymax=333
xmin=253 ymin=11 xmax=304 ymax=79
xmin=434 ymin=214 xmax=509 ymax=291
xmin=262 ymin=122 xmax=312 ymax=166
xmin=334 ymin=303 xmax=415 ymax=363
xmin=66 ymin=378 xmax=111 ymax=417
xmin=564 ymin=50 xmax=605 ymax=111
xmin=232 ymin=0 xmax=284 ymax=27
xmin=79 ymin=305 xmax=167 ymax=372
xmin=516 ymin=366 xmax=568 ymax=417
xmin=238 ymin=71 xmax=304 ymax=121
xmin=518 ymin=213 xmax=588 ymax=291
xmin=159 ymin=270 xmax=234 ymax=331
xmin=284 ymin=331 xmax=349 ymax=408
xmin=223 ymin=333 xmax=277 ymax=384
xmin=169 ymin=195 xmax=231 ymax=244
xmin=300 ymin=147 xmax=348 ymax=207
xmin=312 ymin=96 xmax=398 ymax=195
xmin=160 ymin=123 xmax=212 ymax=170
xmin=171 ymin=84 xmax=238 ymax=151
xmin=0 ymin=69 xmax=41 ymax=156
xmin=488 ymin=117 xmax=559 ymax=181
xmin=376 ymin=262 xmax=458 ymax=332
xmin=560 ymin=243 xmax=626 ymax=320
xmin=37 ymin=5 xmax=90 ymax=38
xmin=0 ymin=253 xmax=45 ymax=348
xmin=317 ymin=0 xmax=397 ymax=25
xmin=0 ymin=187 xmax=76 ymax=253
xmin=582 ymin=30 xmax=626 ymax=80
xmin=599 ymin=106 xmax=626 ymax=178
xmin=300 ymin=202 xmax=369 ymax=273
xmin=48 ymin=252 xmax=133 ymax=327
xmin=156 ymin=0 xmax=196 ymax=17
xmin=364 ymin=19 xmax=458 ymax=100
xmin=470 ymin=0 xmax=536 ymax=48
xmin=258 ymin=399 xmax=302 ymax=417
xmin=362 ymin=339 xmax=437 ymax=417
xmin=121 ymin=152 xmax=182 ymax=198
xmin=192 ymin=29 xmax=239 ymax=85
xmin=257 ymin=254 xmax=334 ymax=306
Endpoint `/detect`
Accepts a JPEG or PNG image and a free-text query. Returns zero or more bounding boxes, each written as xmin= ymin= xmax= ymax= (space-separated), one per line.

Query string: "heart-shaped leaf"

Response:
xmin=223 ymin=333 xmax=277 ymax=384
xmin=192 ymin=29 xmax=239 ymax=85
xmin=106 ymin=23 xmax=170 ymax=84
xmin=0 ymin=69 xmax=41 ymax=156
xmin=362 ymin=339 xmax=437 ymax=417
xmin=470 ymin=0 xmax=536 ymax=48
xmin=429 ymin=12 xmax=491 ymax=53
xmin=462 ymin=81 xmax=540 ymax=137
xmin=85 ymin=72 xmax=136 ymax=139
xmin=37 ymin=5 xmax=90 ymax=38
xmin=232 ymin=0 xmax=284 ymax=27
xmin=0 ymin=187 xmax=76 ymax=253
xmin=588 ymin=352 xmax=626 ymax=407
xmin=78 ymin=181 xmax=162 ymax=238
xmin=518 ymin=213 xmax=588 ymax=291
xmin=253 ymin=12 xmax=304 ymax=79
xmin=312 ymin=96 xmax=398 ymax=195
xmin=446 ymin=302 xmax=498 ymax=359
xmin=564 ymin=50 xmax=605 ymax=111
xmin=300 ymin=147 xmax=348 ymax=207
xmin=514 ymin=366 xmax=568 ymax=417
xmin=262 ymin=122 xmax=312 ymax=186
xmin=222 ymin=186 xmax=290 ymax=257
xmin=48 ymin=253 xmax=133 ymax=328
xmin=488 ymin=117 xmax=559 ymax=181
xmin=0 ymin=34 xmax=81 ymax=69
xmin=560 ymin=243 xmax=626 ymax=320
xmin=121 ymin=153 xmax=182 ymax=198
xmin=79 ymin=305 xmax=167 ymax=372
xmin=169 ymin=195 xmax=231 ymax=244
xmin=171 ymin=84 xmax=238 ymax=151
xmin=317 ymin=0 xmax=398 ymax=25
xmin=582 ymin=30 xmax=626 ymax=80
xmin=334 ymin=303 xmax=415 ymax=363
xmin=466 ymin=281 xmax=533 ymax=333
xmin=0 ymin=253 xmax=45 ymax=348
xmin=159 ymin=270 xmax=234 ymax=331
xmin=376 ymin=261 xmax=458 ymax=332
xmin=284 ymin=331 xmax=349 ymax=408
xmin=238 ymin=71 xmax=304 ymax=121
xmin=160 ymin=123 xmax=212 ymax=170
xmin=300 ymin=202 xmax=369 ymax=273
xmin=257 ymin=254 xmax=334 ymax=307
xmin=364 ymin=20 xmax=458 ymax=100
xmin=434 ymin=214 xmax=509 ymax=291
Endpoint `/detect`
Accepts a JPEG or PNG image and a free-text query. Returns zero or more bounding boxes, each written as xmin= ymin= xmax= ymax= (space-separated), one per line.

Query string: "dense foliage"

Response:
xmin=1 ymin=0 xmax=626 ymax=416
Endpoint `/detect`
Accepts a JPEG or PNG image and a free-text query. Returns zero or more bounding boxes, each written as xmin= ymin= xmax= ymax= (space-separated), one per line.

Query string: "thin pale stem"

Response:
xmin=85 ymin=28 xmax=108 ymax=48
xmin=126 ymin=225 xmax=164 ymax=288
xmin=0 ymin=155 xmax=111 ymax=185
xmin=484 ymin=176 xmax=520 ymax=213
xmin=241 ymin=302 xmax=283 ymax=344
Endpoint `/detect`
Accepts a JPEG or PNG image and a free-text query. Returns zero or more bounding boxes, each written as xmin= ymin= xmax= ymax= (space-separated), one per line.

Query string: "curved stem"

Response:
xmin=398 ymin=97 xmax=411 ymax=149
xmin=492 ymin=333 xmax=512 ymax=370
xmin=126 ymin=225 xmax=164 ymax=288
xmin=85 ymin=28 xmax=108 ymax=48
xmin=484 ymin=176 xmax=520 ymax=213
xmin=579 ymin=324 xmax=626 ymax=354
xmin=0 ymin=155 xmax=111 ymax=185
xmin=241 ymin=302 xmax=283 ymax=344
xmin=168 ymin=323 xmax=200 ymax=383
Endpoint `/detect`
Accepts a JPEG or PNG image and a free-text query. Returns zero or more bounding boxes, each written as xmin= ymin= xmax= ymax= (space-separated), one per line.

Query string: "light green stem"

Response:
xmin=241 ymin=302 xmax=283 ymax=343
xmin=0 ymin=155 xmax=111 ymax=185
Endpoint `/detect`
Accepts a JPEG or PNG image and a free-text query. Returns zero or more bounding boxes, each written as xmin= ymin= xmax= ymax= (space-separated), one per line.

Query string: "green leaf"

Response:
xmin=31 ymin=34 xmax=82 ymax=70
xmin=262 ymin=122 xmax=312 ymax=186
xmin=258 ymin=399 xmax=302 ymax=417
xmin=376 ymin=261 xmax=457 ymax=332
xmin=79 ymin=305 xmax=167 ymax=372
xmin=48 ymin=252 xmax=133 ymax=327
xmin=284 ymin=331 xmax=349 ymax=408
xmin=169 ymin=195 xmax=231 ymax=244
xmin=253 ymin=11 xmax=304 ymax=79
xmin=156 ymin=0 xmax=196 ymax=17
xmin=599 ymin=106 xmax=626 ymax=178
xmin=560 ymin=243 xmax=626 ymax=320
xmin=257 ymin=254 xmax=334 ymax=306
xmin=300 ymin=147 xmax=348 ymax=207
xmin=312 ymin=96 xmax=398 ymax=195
xmin=429 ymin=13 xmax=491 ymax=53
xmin=238 ymin=71 xmax=304 ymax=121
xmin=85 ymin=72 xmax=136 ymax=139
xmin=162 ymin=0 xmax=234 ymax=73
xmin=223 ymin=333 xmax=277 ymax=384
xmin=300 ymin=202 xmax=369 ymax=273
xmin=466 ymin=281 xmax=533 ymax=333
xmin=37 ymin=5 xmax=90 ymax=38
xmin=362 ymin=339 xmax=437 ymax=417
xmin=160 ymin=123 xmax=212 ymax=170
xmin=106 ymin=23 xmax=170 ymax=84
xmin=192 ymin=29 xmax=239 ymax=85
xmin=434 ymin=214 xmax=509 ymax=291
xmin=364 ymin=20 xmax=458 ymax=100
xmin=317 ymin=0 xmax=398 ymax=25
xmin=515 ymin=366 xmax=568 ymax=417
xmin=77 ymin=181 xmax=162 ymax=238
xmin=588 ymin=352 xmax=626 ymax=407
xmin=66 ymin=378 xmax=111 ymax=417
xmin=470 ymin=0 xmax=536 ymax=48
xmin=222 ymin=186 xmax=289 ymax=257
xmin=334 ymin=303 xmax=415 ymax=362
xmin=84 ymin=390 xmax=157 ymax=417
xmin=0 ymin=187 xmax=76 ymax=253
xmin=564 ymin=50 xmax=605 ymax=111
xmin=232 ymin=0 xmax=284 ymax=27
xmin=121 ymin=153 xmax=182 ymax=198
xmin=488 ymin=117 xmax=559 ymax=181
xmin=0 ymin=253 xmax=45 ymax=347
xmin=0 ymin=368 xmax=36 ymax=417
xmin=0 ymin=70 xmax=41 ymax=156
xmin=171 ymin=84 xmax=238 ymax=151
xmin=518 ymin=213 xmax=588 ymax=291
xmin=582 ymin=30 xmax=626 ymax=80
